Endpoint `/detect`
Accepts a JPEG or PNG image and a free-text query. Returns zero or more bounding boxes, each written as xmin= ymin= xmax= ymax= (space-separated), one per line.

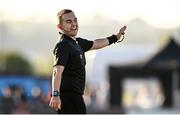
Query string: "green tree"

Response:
xmin=0 ymin=52 xmax=33 ymax=75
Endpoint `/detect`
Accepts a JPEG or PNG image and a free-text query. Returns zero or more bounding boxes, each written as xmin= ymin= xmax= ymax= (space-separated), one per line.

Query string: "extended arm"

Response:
xmin=90 ymin=26 xmax=127 ymax=50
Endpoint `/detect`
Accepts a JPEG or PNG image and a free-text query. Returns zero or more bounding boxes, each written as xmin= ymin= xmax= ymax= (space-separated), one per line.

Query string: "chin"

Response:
xmin=65 ymin=31 xmax=78 ymax=37
xmin=71 ymin=32 xmax=78 ymax=37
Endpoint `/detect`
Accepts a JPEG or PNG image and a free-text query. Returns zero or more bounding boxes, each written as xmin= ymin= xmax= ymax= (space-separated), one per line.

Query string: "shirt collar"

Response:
xmin=61 ymin=34 xmax=77 ymax=43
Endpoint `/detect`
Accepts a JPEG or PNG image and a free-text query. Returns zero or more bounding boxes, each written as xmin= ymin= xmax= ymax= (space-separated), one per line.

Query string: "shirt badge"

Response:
xmin=80 ymin=54 xmax=83 ymax=59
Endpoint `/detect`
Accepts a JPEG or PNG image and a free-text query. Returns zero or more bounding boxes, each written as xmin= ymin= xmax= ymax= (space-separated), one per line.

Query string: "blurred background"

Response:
xmin=0 ymin=0 xmax=180 ymax=114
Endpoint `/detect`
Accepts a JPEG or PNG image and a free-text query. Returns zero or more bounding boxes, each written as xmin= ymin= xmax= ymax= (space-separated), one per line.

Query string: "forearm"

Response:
xmin=52 ymin=72 xmax=61 ymax=92
xmin=90 ymin=34 xmax=118 ymax=50
xmin=51 ymin=66 xmax=64 ymax=92
xmin=91 ymin=38 xmax=109 ymax=50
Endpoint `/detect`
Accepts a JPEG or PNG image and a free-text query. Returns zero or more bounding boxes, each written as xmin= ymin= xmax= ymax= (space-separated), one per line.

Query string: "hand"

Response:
xmin=49 ymin=96 xmax=61 ymax=110
xmin=116 ymin=26 xmax=127 ymax=41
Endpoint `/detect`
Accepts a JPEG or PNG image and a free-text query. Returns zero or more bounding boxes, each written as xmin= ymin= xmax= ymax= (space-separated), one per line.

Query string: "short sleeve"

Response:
xmin=53 ymin=43 xmax=70 ymax=67
xmin=77 ymin=38 xmax=93 ymax=52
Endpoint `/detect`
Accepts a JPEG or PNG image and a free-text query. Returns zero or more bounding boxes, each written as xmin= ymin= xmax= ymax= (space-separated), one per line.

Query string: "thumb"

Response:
xmin=58 ymin=103 xmax=61 ymax=109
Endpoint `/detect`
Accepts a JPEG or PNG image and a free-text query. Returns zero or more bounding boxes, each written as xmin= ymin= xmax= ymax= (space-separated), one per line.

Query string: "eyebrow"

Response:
xmin=65 ymin=18 xmax=77 ymax=22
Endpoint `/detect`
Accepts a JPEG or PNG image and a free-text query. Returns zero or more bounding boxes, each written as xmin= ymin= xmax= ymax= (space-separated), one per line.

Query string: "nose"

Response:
xmin=72 ymin=21 xmax=77 ymax=27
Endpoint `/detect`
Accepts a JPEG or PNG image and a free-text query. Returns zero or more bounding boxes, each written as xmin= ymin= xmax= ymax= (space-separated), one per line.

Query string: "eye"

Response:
xmin=66 ymin=20 xmax=72 ymax=24
xmin=74 ymin=18 xmax=77 ymax=23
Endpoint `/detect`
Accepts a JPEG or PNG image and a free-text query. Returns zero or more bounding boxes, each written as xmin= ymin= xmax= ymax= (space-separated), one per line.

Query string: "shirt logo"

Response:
xmin=80 ymin=54 xmax=83 ymax=59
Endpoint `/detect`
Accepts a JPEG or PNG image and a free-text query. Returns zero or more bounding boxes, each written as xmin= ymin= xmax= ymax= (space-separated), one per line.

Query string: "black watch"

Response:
xmin=51 ymin=91 xmax=60 ymax=97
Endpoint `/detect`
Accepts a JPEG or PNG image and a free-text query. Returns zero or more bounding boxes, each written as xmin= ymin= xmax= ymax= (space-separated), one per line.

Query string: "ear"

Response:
xmin=57 ymin=24 xmax=62 ymax=29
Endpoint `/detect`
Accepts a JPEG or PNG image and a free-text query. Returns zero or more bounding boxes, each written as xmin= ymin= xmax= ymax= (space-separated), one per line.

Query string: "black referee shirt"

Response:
xmin=53 ymin=34 xmax=93 ymax=95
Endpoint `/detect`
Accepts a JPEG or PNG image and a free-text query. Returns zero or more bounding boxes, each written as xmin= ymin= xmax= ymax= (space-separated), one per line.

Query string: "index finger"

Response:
xmin=120 ymin=26 xmax=127 ymax=32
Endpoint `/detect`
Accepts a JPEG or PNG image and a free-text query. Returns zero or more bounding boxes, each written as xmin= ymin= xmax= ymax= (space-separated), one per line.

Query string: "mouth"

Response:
xmin=71 ymin=26 xmax=78 ymax=30
xmin=71 ymin=28 xmax=77 ymax=31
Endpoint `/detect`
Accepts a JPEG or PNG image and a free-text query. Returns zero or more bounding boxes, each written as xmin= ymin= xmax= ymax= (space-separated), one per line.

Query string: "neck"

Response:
xmin=66 ymin=34 xmax=76 ymax=41
xmin=71 ymin=36 xmax=76 ymax=41
xmin=63 ymin=34 xmax=76 ymax=41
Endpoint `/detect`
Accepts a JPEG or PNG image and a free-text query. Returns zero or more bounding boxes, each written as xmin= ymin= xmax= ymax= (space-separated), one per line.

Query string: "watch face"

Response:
xmin=54 ymin=92 xmax=58 ymax=95
xmin=53 ymin=91 xmax=59 ymax=96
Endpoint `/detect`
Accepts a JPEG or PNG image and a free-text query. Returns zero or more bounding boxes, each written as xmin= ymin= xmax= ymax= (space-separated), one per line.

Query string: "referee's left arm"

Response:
xmin=90 ymin=25 xmax=127 ymax=50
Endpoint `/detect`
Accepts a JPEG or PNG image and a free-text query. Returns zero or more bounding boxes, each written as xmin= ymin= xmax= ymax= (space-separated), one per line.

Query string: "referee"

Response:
xmin=49 ymin=9 xmax=127 ymax=114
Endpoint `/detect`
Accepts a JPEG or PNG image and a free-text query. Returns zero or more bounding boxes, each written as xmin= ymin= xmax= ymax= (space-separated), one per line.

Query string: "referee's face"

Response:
xmin=60 ymin=12 xmax=79 ymax=37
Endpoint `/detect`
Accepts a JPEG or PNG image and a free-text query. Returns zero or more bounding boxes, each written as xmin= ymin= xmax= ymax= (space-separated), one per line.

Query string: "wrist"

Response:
xmin=51 ymin=90 xmax=60 ymax=97
xmin=107 ymin=34 xmax=118 ymax=45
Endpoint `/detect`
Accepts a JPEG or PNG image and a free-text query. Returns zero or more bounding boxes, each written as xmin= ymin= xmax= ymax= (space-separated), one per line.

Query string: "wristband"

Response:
xmin=51 ymin=91 xmax=60 ymax=97
xmin=107 ymin=34 xmax=118 ymax=45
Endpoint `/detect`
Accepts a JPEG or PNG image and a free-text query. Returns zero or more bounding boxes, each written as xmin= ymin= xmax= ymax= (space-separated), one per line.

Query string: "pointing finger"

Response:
xmin=120 ymin=26 xmax=127 ymax=32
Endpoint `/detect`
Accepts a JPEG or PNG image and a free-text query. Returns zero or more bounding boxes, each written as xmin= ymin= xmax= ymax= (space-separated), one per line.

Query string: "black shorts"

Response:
xmin=56 ymin=92 xmax=86 ymax=114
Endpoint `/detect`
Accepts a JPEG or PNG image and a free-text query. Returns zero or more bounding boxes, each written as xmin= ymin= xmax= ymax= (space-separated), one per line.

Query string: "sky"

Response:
xmin=0 ymin=0 xmax=180 ymax=29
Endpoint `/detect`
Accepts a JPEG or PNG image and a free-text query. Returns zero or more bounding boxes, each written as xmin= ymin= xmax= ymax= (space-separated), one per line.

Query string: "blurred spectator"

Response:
xmin=0 ymin=84 xmax=55 ymax=114
xmin=29 ymin=86 xmax=55 ymax=113
xmin=0 ymin=86 xmax=15 ymax=114
xmin=11 ymin=85 xmax=30 ymax=114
